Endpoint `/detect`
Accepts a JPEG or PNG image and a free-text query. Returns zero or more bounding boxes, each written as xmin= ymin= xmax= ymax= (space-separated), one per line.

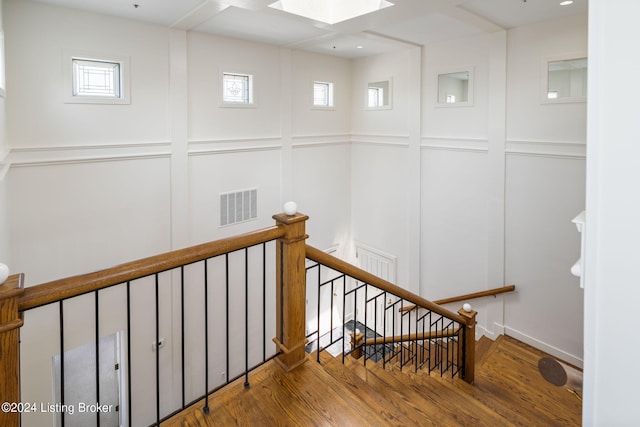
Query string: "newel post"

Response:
xmin=458 ymin=306 xmax=477 ymax=384
xmin=272 ymin=209 xmax=309 ymax=372
xmin=0 ymin=273 xmax=25 ymax=427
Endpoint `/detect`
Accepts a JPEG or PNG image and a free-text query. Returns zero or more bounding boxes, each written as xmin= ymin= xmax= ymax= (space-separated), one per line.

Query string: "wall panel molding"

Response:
xmin=506 ymin=139 xmax=586 ymax=159
xmin=5 ymin=142 xmax=171 ymax=168
xmin=421 ymin=136 xmax=489 ymax=153
xmin=351 ymin=134 xmax=409 ymax=147
xmin=292 ymin=134 xmax=350 ymax=148
xmin=188 ymin=137 xmax=281 ymax=156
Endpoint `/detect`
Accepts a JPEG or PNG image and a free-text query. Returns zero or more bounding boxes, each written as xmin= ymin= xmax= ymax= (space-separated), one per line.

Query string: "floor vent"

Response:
xmin=220 ymin=188 xmax=257 ymax=226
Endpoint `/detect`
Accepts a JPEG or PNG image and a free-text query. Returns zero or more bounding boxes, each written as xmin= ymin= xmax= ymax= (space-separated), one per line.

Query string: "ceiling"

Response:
xmin=31 ymin=0 xmax=588 ymax=58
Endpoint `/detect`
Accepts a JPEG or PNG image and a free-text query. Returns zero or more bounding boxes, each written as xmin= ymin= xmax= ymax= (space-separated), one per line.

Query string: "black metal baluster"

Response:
xmin=244 ymin=249 xmax=250 ymax=388
xmin=416 ymin=306 xmax=420 ymax=372
xmin=382 ymin=292 xmax=387 ymax=367
xmin=155 ymin=274 xmax=160 ymax=425
xmin=225 ymin=254 xmax=230 ymax=385
xmin=181 ymin=266 xmax=185 ymax=409
xmin=374 ymin=294 xmax=378 ymax=361
xmin=352 ymin=283 xmax=357 ymax=363
xmin=59 ymin=300 xmax=65 ymax=427
xmin=363 ymin=285 xmax=368 ymax=367
xmin=316 ymin=265 xmax=321 ymax=363
xmin=262 ymin=243 xmax=266 ymax=362
xmin=126 ymin=282 xmax=132 ymax=427
xmin=341 ymin=276 xmax=346 ymax=364
xmin=400 ymin=301 xmax=404 ymax=370
xmin=95 ymin=290 xmax=100 ymax=427
xmin=329 ymin=279 xmax=334 ymax=346
xmin=203 ymin=261 xmax=210 ymax=414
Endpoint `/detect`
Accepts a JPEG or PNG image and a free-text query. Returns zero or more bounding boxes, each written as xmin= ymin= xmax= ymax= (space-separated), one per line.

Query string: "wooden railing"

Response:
xmin=0 ymin=212 xmax=309 ymax=427
xmin=18 ymin=225 xmax=287 ymax=311
xmin=400 ymin=284 xmax=516 ymax=313
xmin=305 ymin=245 xmax=477 ymax=383
xmin=0 ymin=211 xmax=478 ymax=426
xmin=363 ymin=328 xmax=460 ymax=346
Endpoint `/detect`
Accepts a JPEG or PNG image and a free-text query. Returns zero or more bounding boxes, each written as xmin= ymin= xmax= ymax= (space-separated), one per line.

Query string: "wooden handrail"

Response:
xmin=19 ymin=225 xmax=286 ymax=311
xmin=399 ymin=285 xmax=516 ymax=313
xmin=433 ymin=285 xmax=516 ymax=305
xmin=304 ymin=244 xmax=469 ymax=326
xmin=363 ymin=328 xmax=460 ymax=346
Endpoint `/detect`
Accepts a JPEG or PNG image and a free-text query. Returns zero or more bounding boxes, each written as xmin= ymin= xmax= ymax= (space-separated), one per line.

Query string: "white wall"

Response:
xmin=4 ymin=1 xmax=174 ymax=285
xmin=3 ymin=1 xmax=353 ymax=424
xmin=0 ymin=0 xmax=9 ymax=265
xmin=584 ymin=1 xmax=640 ymax=425
xmin=290 ymin=50 xmax=352 ymax=253
xmin=421 ymin=33 xmax=493 ymax=307
xmin=503 ymin=14 xmax=587 ymax=366
xmin=350 ymin=49 xmax=420 ymax=293
xmin=3 ymin=0 xmax=593 ymax=419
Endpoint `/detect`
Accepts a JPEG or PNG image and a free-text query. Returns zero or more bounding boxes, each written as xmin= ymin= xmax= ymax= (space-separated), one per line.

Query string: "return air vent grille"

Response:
xmin=220 ymin=189 xmax=258 ymax=226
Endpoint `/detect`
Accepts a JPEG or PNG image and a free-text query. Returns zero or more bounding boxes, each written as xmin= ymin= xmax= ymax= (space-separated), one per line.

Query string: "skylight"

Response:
xmin=269 ymin=0 xmax=394 ymax=25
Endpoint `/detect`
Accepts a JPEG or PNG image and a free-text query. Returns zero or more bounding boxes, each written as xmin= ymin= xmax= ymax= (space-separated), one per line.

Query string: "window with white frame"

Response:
xmin=73 ymin=59 xmax=121 ymax=98
xmin=223 ymin=72 xmax=254 ymax=104
xmin=64 ymin=51 xmax=130 ymax=104
xmin=368 ymin=86 xmax=384 ymax=108
xmin=0 ymin=31 xmax=6 ymax=97
xmin=313 ymin=81 xmax=334 ymax=107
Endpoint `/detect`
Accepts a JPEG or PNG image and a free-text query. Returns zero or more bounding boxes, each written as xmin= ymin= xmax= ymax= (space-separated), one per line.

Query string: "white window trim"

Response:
xmin=0 ymin=31 xmax=6 ymax=98
xmin=365 ymin=77 xmax=393 ymax=110
xmin=540 ymin=52 xmax=588 ymax=104
xmin=220 ymin=70 xmax=257 ymax=108
xmin=312 ymin=80 xmax=335 ymax=110
xmin=63 ymin=50 xmax=130 ymax=105
xmin=435 ymin=67 xmax=474 ymax=108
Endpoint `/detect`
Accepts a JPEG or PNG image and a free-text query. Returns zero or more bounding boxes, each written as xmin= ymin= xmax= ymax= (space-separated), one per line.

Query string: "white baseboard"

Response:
xmin=502 ymin=325 xmax=584 ymax=369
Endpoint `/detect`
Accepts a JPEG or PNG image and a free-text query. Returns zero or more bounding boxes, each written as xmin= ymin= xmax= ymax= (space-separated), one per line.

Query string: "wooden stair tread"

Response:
xmin=165 ymin=335 xmax=581 ymax=426
xmin=341 ymin=352 xmax=514 ymax=426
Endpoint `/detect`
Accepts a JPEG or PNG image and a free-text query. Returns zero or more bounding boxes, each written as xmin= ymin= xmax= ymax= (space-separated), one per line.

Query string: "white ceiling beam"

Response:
xmin=171 ymin=1 xmax=230 ymax=30
xmin=443 ymin=6 xmax=505 ymax=33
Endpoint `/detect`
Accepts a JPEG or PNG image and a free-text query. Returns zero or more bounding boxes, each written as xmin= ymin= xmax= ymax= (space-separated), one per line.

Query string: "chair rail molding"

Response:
xmin=421 ymin=136 xmax=489 ymax=153
xmin=188 ymin=137 xmax=282 ymax=156
xmin=506 ymin=139 xmax=586 ymax=159
xmin=350 ymin=133 xmax=410 ymax=147
xmin=4 ymin=142 xmax=172 ymax=167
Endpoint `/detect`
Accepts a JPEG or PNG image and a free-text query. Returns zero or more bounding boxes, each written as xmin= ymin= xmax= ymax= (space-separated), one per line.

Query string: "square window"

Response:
xmin=223 ymin=72 xmax=254 ymax=104
xmin=73 ymin=59 xmax=121 ymax=98
xmin=313 ymin=81 xmax=334 ymax=107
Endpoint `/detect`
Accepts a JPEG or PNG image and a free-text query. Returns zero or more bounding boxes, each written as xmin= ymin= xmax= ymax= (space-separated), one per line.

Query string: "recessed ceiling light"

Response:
xmin=560 ymin=1 xmax=573 ymax=5
xmin=356 ymin=45 xmax=364 ymax=49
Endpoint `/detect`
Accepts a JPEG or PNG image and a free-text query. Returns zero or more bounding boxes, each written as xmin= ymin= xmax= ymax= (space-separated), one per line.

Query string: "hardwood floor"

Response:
xmin=163 ymin=336 xmax=581 ymax=426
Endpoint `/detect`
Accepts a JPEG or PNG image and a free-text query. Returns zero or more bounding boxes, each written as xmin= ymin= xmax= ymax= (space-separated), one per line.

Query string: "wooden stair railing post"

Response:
xmin=458 ymin=307 xmax=477 ymax=384
xmin=350 ymin=332 xmax=364 ymax=359
xmin=0 ymin=274 xmax=25 ymax=427
xmin=273 ymin=211 xmax=309 ymax=372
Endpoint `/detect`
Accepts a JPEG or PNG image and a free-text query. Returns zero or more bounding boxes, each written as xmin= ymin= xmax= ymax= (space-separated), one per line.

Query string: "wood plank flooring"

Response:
xmin=162 ymin=335 xmax=581 ymax=426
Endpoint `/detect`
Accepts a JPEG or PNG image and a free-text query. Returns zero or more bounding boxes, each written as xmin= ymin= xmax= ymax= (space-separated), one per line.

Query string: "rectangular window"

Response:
xmin=73 ymin=59 xmax=121 ymax=98
xmin=313 ymin=81 xmax=334 ymax=107
xmin=223 ymin=72 xmax=254 ymax=104
xmin=64 ymin=51 xmax=130 ymax=104
xmin=368 ymin=87 xmax=384 ymax=108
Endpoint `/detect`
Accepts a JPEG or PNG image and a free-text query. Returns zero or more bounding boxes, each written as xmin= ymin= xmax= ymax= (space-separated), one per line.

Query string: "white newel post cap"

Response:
xmin=0 ymin=263 xmax=9 ymax=285
xmin=283 ymin=201 xmax=298 ymax=216
xmin=462 ymin=303 xmax=472 ymax=313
